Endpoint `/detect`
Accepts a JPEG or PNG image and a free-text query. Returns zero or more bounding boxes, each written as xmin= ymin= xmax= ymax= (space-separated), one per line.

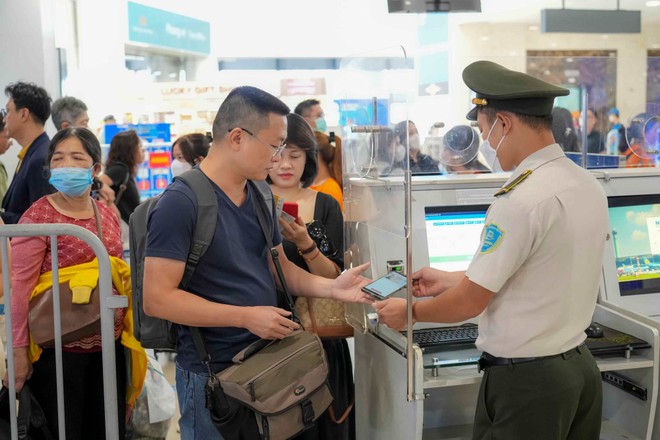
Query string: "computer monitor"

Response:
xmin=608 ymin=194 xmax=660 ymax=297
xmin=424 ymin=204 xmax=489 ymax=271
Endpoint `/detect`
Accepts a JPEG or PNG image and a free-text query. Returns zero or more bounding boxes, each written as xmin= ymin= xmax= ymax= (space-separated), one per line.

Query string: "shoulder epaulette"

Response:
xmin=494 ymin=169 xmax=533 ymax=197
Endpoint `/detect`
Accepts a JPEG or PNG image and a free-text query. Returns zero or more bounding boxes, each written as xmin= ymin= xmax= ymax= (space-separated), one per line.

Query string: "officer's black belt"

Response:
xmin=478 ymin=343 xmax=586 ymax=372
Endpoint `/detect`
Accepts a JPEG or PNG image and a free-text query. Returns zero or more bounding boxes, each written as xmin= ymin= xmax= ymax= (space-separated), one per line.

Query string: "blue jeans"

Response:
xmin=176 ymin=363 xmax=224 ymax=440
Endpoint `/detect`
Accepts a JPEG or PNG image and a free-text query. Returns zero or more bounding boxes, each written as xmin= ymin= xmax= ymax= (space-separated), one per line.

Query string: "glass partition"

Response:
xmin=339 ymin=49 xmax=660 ymax=404
xmin=337 ymin=46 xmax=414 ymax=334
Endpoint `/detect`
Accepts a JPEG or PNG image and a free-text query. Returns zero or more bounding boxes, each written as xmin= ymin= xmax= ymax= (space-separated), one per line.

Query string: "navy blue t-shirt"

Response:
xmin=145 ymin=177 xmax=282 ymax=373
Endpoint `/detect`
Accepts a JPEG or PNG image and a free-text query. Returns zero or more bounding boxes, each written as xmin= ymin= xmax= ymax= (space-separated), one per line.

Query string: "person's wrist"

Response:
xmin=297 ymin=241 xmax=317 ymax=255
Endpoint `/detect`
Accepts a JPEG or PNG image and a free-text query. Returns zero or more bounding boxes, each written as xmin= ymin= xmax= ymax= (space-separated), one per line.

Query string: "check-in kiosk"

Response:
xmin=338 ymin=49 xmax=660 ymax=439
xmin=345 ymin=174 xmax=659 ymax=440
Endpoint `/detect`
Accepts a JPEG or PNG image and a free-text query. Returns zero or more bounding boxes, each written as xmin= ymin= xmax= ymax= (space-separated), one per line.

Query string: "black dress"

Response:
xmin=284 ymin=192 xmax=355 ymax=440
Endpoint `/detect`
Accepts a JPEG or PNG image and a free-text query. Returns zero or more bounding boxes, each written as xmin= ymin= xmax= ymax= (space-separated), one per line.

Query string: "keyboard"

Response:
xmin=408 ymin=324 xmax=479 ymax=349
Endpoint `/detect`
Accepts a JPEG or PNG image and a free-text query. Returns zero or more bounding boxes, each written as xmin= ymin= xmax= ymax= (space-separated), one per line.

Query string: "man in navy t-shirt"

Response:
xmin=144 ymin=86 xmax=372 ymax=440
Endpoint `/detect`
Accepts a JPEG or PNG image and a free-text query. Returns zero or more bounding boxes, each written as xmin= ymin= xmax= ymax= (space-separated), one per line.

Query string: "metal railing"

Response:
xmin=0 ymin=224 xmax=127 ymax=440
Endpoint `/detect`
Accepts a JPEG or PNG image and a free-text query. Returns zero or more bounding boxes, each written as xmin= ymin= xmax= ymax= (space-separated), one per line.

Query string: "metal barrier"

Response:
xmin=0 ymin=224 xmax=127 ymax=440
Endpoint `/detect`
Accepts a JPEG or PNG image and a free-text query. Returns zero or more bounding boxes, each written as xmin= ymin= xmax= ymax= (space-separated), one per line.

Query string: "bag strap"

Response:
xmin=176 ymin=169 xmax=218 ymax=290
xmin=91 ymin=198 xmax=104 ymax=242
xmin=111 ymin=162 xmax=131 ymax=206
xmin=250 ymin=181 xmax=300 ymax=324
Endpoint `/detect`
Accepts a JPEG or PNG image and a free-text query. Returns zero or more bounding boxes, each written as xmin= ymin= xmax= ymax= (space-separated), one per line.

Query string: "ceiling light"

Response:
xmin=646 ymin=1 xmax=660 ymax=7
xmin=528 ymin=25 xmax=539 ymax=31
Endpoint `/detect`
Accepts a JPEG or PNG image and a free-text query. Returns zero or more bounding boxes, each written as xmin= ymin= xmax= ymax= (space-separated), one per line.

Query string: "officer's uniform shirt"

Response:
xmin=466 ymin=143 xmax=608 ymax=358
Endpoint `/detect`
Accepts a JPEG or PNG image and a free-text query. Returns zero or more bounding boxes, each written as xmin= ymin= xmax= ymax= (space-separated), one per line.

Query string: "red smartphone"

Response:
xmin=282 ymin=201 xmax=299 ymax=219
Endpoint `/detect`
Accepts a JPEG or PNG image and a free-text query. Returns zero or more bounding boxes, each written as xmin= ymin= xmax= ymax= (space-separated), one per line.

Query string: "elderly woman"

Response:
xmin=9 ymin=127 xmax=144 ymax=440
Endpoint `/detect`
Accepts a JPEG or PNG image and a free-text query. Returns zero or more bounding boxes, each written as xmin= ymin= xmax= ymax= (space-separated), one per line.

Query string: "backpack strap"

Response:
xmin=176 ymin=169 xmax=218 ymax=290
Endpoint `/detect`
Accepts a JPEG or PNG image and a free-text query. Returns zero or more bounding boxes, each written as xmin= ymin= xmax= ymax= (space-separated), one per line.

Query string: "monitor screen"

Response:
xmin=608 ymin=194 xmax=660 ymax=296
xmin=424 ymin=204 xmax=489 ymax=271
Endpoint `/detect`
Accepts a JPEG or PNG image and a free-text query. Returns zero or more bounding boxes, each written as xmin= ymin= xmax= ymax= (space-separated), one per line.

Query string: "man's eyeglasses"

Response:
xmin=0 ymin=109 xmax=6 ymax=123
xmin=232 ymin=127 xmax=286 ymax=157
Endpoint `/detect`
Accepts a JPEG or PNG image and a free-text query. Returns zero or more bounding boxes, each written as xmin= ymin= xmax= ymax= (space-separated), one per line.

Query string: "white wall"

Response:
xmin=0 ymin=0 xmax=59 ymax=181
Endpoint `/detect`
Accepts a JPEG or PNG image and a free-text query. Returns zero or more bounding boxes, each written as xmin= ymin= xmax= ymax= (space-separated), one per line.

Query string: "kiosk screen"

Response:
xmin=424 ymin=205 xmax=489 ymax=272
xmin=608 ymin=194 xmax=660 ymax=296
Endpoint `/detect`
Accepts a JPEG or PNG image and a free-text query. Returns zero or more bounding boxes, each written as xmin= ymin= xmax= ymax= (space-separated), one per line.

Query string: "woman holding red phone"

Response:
xmin=268 ymin=113 xmax=353 ymax=440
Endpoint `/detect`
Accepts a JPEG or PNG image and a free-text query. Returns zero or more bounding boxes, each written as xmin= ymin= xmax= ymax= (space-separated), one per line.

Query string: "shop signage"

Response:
xmin=104 ymin=123 xmax=172 ymax=145
xmin=128 ymin=2 xmax=210 ymax=55
xmin=280 ymin=79 xmax=326 ymax=96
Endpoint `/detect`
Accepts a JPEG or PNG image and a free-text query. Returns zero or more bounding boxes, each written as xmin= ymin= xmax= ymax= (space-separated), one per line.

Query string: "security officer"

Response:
xmin=374 ymin=61 xmax=608 ymax=440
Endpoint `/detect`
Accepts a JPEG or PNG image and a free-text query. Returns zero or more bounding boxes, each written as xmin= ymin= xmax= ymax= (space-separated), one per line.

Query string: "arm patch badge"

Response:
xmin=481 ymin=223 xmax=504 ymax=254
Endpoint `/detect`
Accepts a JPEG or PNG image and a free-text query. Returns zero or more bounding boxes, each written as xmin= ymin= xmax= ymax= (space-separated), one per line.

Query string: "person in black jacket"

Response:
xmin=1 ymin=82 xmax=53 ymax=224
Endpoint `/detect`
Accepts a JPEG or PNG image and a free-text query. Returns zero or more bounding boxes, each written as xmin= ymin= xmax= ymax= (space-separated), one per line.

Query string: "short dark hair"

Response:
xmin=106 ymin=130 xmax=141 ymax=174
xmin=51 ymin=96 xmax=88 ymax=129
xmin=267 ymin=113 xmax=318 ymax=188
xmin=294 ymin=99 xmax=321 ymax=117
xmin=480 ymin=107 xmax=553 ymax=131
xmin=212 ymin=86 xmax=289 ymax=141
xmin=172 ymin=133 xmax=211 ymax=166
xmin=5 ymin=82 xmax=52 ymax=125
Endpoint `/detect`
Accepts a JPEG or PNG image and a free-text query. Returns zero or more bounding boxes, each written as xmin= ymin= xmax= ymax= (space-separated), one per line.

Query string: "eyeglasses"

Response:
xmin=232 ymin=127 xmax=286 ymax=157
xmin=0 ymin=109 xmax=6 ymax=123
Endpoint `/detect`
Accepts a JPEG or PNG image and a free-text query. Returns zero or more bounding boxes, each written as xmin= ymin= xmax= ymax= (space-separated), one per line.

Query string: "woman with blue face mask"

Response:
xmin=7 ymin=128 xmax=140 ymax=440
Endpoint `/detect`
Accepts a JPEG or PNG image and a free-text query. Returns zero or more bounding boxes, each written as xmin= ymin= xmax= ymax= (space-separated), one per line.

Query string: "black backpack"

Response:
xmin=129 ymin=168 xmax=272 ymax=350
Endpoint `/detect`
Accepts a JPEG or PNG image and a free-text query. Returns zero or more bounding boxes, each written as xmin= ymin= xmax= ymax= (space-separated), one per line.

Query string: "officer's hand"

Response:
xmin=411 ymin=267 xmax=462 ymax=297
xmin=243 ymin=307 xmax=301 ymax=340
xmin=373 ymin=298 xmax=409 ymax=330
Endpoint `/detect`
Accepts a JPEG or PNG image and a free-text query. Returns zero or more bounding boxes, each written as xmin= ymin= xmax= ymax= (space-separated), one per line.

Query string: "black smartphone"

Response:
xmin=361 ymin=271 xmax=408 ymax=300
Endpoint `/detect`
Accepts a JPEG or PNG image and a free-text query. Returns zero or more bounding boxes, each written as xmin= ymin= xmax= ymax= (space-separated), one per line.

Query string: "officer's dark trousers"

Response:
xmin=473 ymin=346 xmax=602 ymax=440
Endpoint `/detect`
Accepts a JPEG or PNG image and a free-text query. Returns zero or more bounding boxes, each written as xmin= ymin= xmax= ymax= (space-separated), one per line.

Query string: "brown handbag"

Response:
xmin=28 ymin=200 xmax=104 ymax=348
xmin=294 ymin=297 xmax=354 ymax=339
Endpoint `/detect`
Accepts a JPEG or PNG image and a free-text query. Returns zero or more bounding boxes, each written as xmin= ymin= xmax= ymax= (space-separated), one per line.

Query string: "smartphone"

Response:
xmin=282 ymin=201 xmax=299 ymax=219
xmin=361 ymin=271 xmax=408 ymax=300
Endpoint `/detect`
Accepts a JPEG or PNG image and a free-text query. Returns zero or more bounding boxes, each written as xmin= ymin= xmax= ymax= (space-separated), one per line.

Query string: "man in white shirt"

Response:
xmin=375 ymin=61 xmax=608 ymax=440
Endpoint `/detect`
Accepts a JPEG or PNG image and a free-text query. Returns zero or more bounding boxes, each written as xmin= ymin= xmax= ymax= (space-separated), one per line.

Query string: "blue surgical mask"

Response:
xmin=315 ymin=117 xmax=327 ymax=133
xmin=49 ymin=167 xmax=93 ymax=197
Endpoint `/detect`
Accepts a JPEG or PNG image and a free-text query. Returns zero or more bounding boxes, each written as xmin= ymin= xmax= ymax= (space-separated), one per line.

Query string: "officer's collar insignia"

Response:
xmin=481 ymin=223 xmax=504 ymax=254
xmin=494 ymin=169 xmax=533 ymax=197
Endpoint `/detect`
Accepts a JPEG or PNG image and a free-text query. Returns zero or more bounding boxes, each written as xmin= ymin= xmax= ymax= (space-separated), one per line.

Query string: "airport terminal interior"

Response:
xmin=2 ymin=0 xmax=660 ymax=439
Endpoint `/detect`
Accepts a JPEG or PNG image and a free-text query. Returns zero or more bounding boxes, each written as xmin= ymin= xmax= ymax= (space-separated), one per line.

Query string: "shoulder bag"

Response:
xmin=28 ymin=199 xmax=104 ymax=348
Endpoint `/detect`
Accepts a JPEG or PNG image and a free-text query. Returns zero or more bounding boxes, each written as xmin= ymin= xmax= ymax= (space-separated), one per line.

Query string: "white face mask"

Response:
xmin=171 ymin=159 xmax=192 ymax=177
xmin=394 ymin=144 xmax=406 ymax=162
xmin=479 ymin=118 xmax=506 ymax=172
xmin=408 ymin=133 xmax=421 ymax=150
